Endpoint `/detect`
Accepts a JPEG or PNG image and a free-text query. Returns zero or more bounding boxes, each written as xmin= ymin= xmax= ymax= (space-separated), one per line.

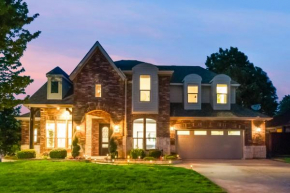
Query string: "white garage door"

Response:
xmin=177 ymin=129 xmax=243 ymax=159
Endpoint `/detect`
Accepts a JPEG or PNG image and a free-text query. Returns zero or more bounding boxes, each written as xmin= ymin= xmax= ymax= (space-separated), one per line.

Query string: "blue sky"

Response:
xmin=21 ymin=0 xmax=290 ymax=111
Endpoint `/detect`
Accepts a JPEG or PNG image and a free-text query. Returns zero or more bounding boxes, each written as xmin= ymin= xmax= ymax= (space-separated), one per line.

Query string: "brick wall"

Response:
xmin=72 ymin=48 xmax=125 ymax=156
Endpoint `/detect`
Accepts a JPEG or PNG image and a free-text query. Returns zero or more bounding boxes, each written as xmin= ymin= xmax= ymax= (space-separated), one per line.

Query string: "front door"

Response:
xmin=99 ymin=124 xmax=110 ymax=156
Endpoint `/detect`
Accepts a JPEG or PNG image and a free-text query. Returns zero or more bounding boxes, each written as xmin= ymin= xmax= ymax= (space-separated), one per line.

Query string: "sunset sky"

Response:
xmin=21 ymin=0 xmax=290 ymax=113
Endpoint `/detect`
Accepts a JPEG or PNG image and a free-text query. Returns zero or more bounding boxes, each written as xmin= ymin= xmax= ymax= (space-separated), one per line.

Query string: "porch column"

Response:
xmin=29 ymin=108 xmax=39 ymax=149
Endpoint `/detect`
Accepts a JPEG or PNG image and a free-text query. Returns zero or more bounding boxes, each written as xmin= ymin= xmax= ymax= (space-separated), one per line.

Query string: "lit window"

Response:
xmin=46 ymin=119 xmax=73 ymax=149
xmin=133 ymin=118 xmax=156 ymax=149
xmin=34 ymin=128 xmax=38 ymax=143
xmin=51 ymin=81 xmax=59 ymax=93
xmin=187 ymin=85 xmax=198 ymax=103
xmin=95 ymin=84 xmax=101 ymax=97
xmin=46 ymin=121 xmax=55 ymax=148
xmin=140 ymin=75 xmax=151 ymax=101
xmin=177 ymin=131 xmax=190 ymax=135
xmin=228 ymin=130 xmax=241 ymax=136
xmin=57 ymin=121 xmax=66 ymax=148
xmin=68 ymin=121 xmax=72 ymax=148
xmin=194 ymin=130 xmax=207 ymax=135
xmin=211 ymin=131 xmax=224 ymax=135
xmin=217 ymin=84 xmax=227 ymax=104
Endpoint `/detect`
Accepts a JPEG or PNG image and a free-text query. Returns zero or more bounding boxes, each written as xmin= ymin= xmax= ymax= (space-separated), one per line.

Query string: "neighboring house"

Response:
xmin=266 ymin=110 xmax=290 ymax=157
xmin=16 ymin=41 xmax=271 ymax=159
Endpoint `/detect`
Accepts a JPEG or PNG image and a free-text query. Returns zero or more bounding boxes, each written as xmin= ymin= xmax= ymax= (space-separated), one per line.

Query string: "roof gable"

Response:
xmin=46 ymin=66 xmax=70 ymax=79
xmin=70 ymin=41 xmax=125 ymax=80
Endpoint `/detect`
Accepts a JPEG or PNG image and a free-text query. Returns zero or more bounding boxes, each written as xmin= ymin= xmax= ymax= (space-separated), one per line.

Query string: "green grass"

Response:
xmin=284 ymin=157 xmax=290 ymax=163
xmin=0 ymin=161 xmax=224 ymax=193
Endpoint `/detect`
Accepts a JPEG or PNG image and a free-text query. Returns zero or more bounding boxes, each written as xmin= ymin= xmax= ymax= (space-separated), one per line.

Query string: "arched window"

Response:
xmin=133 ymin=118 xmax=156 ymax=149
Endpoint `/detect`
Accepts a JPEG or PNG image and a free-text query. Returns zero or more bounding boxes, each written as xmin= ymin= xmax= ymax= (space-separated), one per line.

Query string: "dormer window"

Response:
xmin=217 ymin=84 xmax=228 ymax=104
xmin=140 ymin=75 xmax=151 ymax=102
xmin=51 ymin=81 xmax=59 ymax=93
xmin=187 ymin=85 xmax=198 ymax=103
xmin=95 ymin=84 xmax=102 ymax=97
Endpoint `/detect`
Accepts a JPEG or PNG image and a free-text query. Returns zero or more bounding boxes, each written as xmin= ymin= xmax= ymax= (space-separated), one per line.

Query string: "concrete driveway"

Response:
xmin=176 ymin=159 xmax=290 ymax=193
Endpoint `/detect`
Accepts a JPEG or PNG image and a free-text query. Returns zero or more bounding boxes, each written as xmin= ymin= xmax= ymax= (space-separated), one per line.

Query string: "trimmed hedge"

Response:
xmin=143 ymin=156 xmax=156 ymax=161
xmin=148 ymin=149 xmax=162 ymax=158
xmin=49 ymin=148 xmax=67 ymax=159
xmin=17 ymin=149 xmax=36 ymax=159
xmin=129 ymin=149 xmax=145 ymax=159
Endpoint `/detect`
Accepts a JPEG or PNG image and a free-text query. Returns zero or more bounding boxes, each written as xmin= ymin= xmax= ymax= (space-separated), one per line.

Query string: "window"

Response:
xmin=46 ymin=121 xmax=55 ymax=148
xmin=95 ymin=84 xmax=101 ymax=97
xmin=228 ymin=130 xmax=241 ymax=136
xmin=46 ymin=119 xmax=73 ymax=149
xmin=177 ymin=131 xmax=190 ymax=135
xmin=211 ymin=130 xmax=224 ymax=135
xmin=188 ymin=85 xmax=198 ymax=103
xmin=217 ymin=84 xmax=227 ymax=104
xmin=194 ymin=130 xmax=207 ymax=135
xmin=140 ymin=75 xmax=151 ymax=102
xmin=133 ymin=118 xmax=156 ymax=149
xmin=51 ymin=81 xmax=59 ymax=93
xmin=34 ymin=128 xmax=38 ymax=143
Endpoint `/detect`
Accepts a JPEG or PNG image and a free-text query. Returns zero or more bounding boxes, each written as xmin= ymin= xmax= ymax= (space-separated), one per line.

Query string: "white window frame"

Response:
xmin=187 ymin=85 xmax=198 ymax=104
xmin=217 ymin=84 xmax=228 ymax=104
xmin=139 ymin=75 xmax=151 ymax=102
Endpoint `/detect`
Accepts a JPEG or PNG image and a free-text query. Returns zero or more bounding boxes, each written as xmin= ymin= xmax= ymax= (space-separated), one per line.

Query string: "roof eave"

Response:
xmin=170 ymin=116 xmax=272 ymax=121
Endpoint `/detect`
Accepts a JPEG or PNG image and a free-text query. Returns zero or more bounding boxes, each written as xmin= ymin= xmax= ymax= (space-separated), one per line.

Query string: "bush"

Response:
xmin=49 ymin=148 xmax=67 ymax=159
xmin=16 ymin=149 xmax=36 ymax=159
xmin=130 ymin=149 xmax=145 ymax=159
xmin=110 ymin=151 xmax=118 ymax=159
xmin=109 ymin=137 xmax=117 ymax=153
xmin=143 ymin=156 xmax=156 ymax=161
xmin=148 ymin=149 xmax=162 ymax=158
xmin=164 ymin=154 xmax=178 ymax=160
xmin=72 ymin=137 xmax=81 ymax=158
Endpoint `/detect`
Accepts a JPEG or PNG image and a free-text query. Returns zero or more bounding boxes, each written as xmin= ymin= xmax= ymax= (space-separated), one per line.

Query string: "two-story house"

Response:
xmin=17 ymin=41 xmax=271 ymax=159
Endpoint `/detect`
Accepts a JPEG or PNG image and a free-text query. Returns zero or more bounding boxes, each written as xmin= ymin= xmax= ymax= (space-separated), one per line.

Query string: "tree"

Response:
xmin=0 ymin=107 xmax=21 ymax=155
xmin=205 ymin=47 xmax=278 ymax=116
xmin=277 ymin=95 xmax=290 ymax=115
xmin=0 ymin=0 xmax=41 ymax=110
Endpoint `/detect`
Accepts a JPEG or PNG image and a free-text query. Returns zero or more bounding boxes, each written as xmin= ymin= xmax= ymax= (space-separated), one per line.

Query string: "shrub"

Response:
xmin=130 ymin=149 xmax=145 ymax=159
xmin=143 ymin=156 xmax=156 ymax=161
xmin=72 ymin=137 xmax=81 ymax=158
xmin=49 ymin=148 xmax=67 ymax=159
xmin=109 ymin=137 xmax=117 ymax=153
xmin=148 ymin=149 xmax=162 ymax=158
xmin=164 ymin=154 xmax=177 ymax=160
xmin=110 ymin=151 xmax=118 ymax=159
xmin=16 ymin=149 xmax=36 ymax=159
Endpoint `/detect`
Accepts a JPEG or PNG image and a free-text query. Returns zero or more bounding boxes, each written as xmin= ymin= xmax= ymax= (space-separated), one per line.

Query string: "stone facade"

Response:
xmin=20 ymin=120 xmax=40 ymax=146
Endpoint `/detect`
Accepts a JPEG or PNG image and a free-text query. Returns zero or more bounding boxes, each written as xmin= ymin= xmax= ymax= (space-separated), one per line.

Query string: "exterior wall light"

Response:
xmin=170 ymin=126 xmax=175 ymax=131
xmin=256 ymin=127 xmax=261 ymax=132
xmin=76 ymin=126 xmax=81 ymax=131
xmin=114 ymin=125 xmax=120 ymax=133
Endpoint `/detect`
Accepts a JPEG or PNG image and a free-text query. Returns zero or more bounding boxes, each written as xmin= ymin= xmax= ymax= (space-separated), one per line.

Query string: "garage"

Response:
xmin=177 ymin=129 xmax=243 ymax=159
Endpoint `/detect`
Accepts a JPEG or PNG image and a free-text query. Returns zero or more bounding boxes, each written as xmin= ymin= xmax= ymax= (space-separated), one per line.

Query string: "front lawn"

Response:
xmin=0 ymin=161 xmax=224 ymax=193
xmin=284 ymin=157 xmax=290 ymax=163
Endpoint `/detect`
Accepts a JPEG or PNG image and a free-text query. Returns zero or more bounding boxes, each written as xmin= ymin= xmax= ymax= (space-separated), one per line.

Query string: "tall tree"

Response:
xmin=0 ymin=107 xmax=21 ymax=155
xmin=0 ymin=0 xmax=41 ymax=110
xmin=277 ymin=95 xmax=290 ymax=115
xmin=205 ymin=47 xmax=278 ymax=116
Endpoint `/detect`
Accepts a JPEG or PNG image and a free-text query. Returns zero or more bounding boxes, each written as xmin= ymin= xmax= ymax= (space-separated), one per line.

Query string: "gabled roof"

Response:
xmin=46 ymin=66 xmax=70 ymax=79
xmin=170 ymin=103 xmax=271 ymax=120
xmin=114 ymin=60 xmax=239 ymax=84
xmin=266 ymin=109 xmax=290 ymax=127
xmin=70 ymin=41 xmax=126 ymax=80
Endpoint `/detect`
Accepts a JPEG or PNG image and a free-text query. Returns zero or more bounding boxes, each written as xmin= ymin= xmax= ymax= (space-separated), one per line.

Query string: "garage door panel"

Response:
xmin=177 ymin=130 xmax=243 ymax=159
